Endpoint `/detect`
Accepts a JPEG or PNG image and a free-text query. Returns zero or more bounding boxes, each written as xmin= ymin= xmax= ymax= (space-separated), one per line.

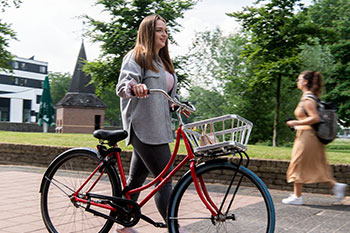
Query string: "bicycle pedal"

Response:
xmin=154 ymin=222 xmax=167 ymax=228
xmin=140 ymin=214 xmax=166 ymax=228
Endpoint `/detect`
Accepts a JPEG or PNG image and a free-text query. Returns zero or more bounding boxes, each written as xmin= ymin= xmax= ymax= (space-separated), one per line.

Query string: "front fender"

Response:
xmin=39 ymin=147 xmax=98 ymax=193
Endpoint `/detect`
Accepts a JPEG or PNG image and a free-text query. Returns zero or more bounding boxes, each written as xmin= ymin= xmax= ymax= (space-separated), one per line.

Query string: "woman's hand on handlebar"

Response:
xmin=132 ymin=84 xmax=148 ymax=98
xmin=171 ymin=103 xmax=192 ymax=118
xmin=181 ymin=109 xmax=191 ymax=118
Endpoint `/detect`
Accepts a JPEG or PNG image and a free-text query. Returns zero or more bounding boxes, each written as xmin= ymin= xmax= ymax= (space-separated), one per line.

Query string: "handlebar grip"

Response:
xmin=130 ymin=89 xmax=150 ymax=96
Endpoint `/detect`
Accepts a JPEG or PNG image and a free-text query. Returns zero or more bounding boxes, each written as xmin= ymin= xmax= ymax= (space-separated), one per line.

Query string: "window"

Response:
xmin=14 ymin=77 xmax=19 ymax=85
xmin=95 ymin=115 xmax=101 ymax=130
xmin=12 ymin=61 xmax=19 ymax=69
xmin=21 ymin=63 xmax=26 ymax=70
xmin=0 ymin=98 xmax=10 ymax=122
xmin=39 ymin=66 xmax=46 ymax=73
xmin=20 ymin=78 xmax=26 ymax=86
xmin=36 ymin=95 xmax=41 ymax=104
xmin=23 ymin=100 xmax=32 ymax=122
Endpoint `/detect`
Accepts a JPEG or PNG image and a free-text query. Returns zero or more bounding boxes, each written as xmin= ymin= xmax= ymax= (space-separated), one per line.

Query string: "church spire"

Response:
xmin=68 ymin=41 xmax=95 ymax=94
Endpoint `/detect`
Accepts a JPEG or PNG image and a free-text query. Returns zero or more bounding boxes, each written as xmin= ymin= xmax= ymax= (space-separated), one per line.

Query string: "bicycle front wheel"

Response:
xmin=168 ymin=159 xmax=275 ymax=233
xmin=40 ymin=149 xmax=121 ymax=233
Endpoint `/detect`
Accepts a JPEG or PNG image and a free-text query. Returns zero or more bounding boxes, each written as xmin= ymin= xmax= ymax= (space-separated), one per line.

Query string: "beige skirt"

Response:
xmin=286 ymin=129 xmax=335 ymax=184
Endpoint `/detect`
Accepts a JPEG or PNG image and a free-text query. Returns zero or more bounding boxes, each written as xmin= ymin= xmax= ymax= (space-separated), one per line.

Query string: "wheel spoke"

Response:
xmin=40 ymin=150 xmax=121 ymax=232
xmin=45 ymin=176 xmax=74 ymax=197
xmin=168 ymin=160 xmax=275 ymax=233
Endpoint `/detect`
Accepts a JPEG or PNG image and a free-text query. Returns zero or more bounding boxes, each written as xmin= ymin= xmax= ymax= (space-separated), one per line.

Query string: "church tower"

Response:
xmin=55 ymin=42 xmax=106 ymax=133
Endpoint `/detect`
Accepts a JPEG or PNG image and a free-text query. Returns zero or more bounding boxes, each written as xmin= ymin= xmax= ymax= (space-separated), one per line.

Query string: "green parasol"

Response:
xmin=37 ymin=76 xmax=55 ymax=132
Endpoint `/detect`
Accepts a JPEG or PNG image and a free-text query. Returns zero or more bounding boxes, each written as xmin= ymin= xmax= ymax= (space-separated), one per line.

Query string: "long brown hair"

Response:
xmin=134 ymin=14 xmax=175 ymax=74
xmin=300 ymin=70 xmax=323 ymax=97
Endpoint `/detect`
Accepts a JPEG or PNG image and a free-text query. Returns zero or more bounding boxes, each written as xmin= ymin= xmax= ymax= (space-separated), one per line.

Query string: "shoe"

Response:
xmin=115 ymin=227 xmax=139 ymax=233
xmin=333 ymin=183 xmax=347 ymax=202
xmin=179 ymin=228 xmax=188 ymax=233
xmin=282 ymin=194 xmax=304 ymax=205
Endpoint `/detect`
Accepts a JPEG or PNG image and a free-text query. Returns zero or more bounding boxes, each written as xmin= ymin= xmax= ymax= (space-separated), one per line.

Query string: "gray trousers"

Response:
xmin=128 ymin=130 xmax=173 ymax=221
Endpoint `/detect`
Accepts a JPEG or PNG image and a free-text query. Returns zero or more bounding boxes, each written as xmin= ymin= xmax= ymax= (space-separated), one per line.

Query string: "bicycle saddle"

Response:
xmin=93 ymin=129 xmax=128 ymax=143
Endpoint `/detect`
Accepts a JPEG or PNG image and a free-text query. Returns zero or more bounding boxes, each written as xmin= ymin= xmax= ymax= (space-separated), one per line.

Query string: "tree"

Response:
xmin=299 ymin=39 xmax=334 ymax=74
xmin=307 ymin=0 xmax=350 ymax=126
xmin=179 ymin=29 xmax=278 ymax=143
xmin=0 ymin=0 xmax=21 ymax=10
xmin=83 ymin=0 xmax=198 ymax=94
xmin=187 ymin=86 xmax=227 ymax=122
xmin=98 ymin=86 xmax=122 ymax=126
xmin=49 ymin=72 xmax=71 ymax=105
xmin=0 ymin=0 xmax=21 ymax=71
xmin=228 ymin=0 xmax=319 ymax=146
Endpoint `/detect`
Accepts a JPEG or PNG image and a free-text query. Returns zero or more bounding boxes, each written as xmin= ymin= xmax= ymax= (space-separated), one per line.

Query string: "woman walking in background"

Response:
xmin=283 ymin=71 xmax=347 ymax=205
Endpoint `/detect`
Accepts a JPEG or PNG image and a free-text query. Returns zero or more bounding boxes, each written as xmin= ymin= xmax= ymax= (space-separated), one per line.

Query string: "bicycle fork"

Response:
xmin=190 ymin=155 xmax=247 ymax=224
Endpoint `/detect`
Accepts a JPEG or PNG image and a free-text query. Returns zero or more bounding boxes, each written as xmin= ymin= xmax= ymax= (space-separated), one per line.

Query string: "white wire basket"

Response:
xmin=183 ymin=114 xmax=253 ymax=156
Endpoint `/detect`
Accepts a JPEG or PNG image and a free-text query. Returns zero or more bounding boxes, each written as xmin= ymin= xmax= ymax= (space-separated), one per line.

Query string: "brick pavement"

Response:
xmin=0 ymin=165 xmax=349 ymax=233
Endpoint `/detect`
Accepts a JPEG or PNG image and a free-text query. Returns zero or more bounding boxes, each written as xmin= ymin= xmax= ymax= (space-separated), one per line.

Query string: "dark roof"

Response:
xmin=68 ymin=42 xmax=95 ymax=93
xmin=56 ymin=41 xmax=106 ymax=109
xmin=56 ymin=92 xmax=106 ymax=108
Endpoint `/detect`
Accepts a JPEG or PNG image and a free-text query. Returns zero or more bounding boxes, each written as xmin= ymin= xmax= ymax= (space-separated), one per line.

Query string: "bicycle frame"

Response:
xmin=41 ymin=88 xmax=275 ymax=233
xmin=70 ymin=88 xmax=230 ymax=222
xmin=71 ymin=124 xmax=221 ymax=218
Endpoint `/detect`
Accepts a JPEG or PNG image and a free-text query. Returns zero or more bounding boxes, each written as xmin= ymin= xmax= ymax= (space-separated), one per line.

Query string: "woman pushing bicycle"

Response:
xmin=116 ymin=14 xmax=188 ymax=233
xmin=40 ymin=13 xmax=275 ymax=233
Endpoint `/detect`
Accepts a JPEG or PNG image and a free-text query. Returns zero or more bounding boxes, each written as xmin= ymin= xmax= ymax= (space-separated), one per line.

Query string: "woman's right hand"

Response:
xmin=132 ymin=84 xmax=148 ymax=98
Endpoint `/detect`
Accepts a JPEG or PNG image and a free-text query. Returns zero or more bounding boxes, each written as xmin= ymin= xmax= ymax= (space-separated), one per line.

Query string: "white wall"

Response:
xmin=10 ymin=98 xmax=23 ymax=122
xmin=0 ymin=56 xmax=47 ymax=123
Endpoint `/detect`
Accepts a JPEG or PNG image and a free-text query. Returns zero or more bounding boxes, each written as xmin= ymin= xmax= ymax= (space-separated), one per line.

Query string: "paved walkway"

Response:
xmin=0 ymin=165 xmax=349 ymax=233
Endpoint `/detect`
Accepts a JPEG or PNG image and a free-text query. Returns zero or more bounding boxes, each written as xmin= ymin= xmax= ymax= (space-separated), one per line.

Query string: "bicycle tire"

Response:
xmin=168 ymin=159 xmax=275 ymax=233
xmin=40 ymin=148 xmax=122 ymax=233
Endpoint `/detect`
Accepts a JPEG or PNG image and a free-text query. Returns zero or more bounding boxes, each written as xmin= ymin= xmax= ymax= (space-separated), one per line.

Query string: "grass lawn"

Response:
xmin=1 ymin=131 xmax=349 ymax=164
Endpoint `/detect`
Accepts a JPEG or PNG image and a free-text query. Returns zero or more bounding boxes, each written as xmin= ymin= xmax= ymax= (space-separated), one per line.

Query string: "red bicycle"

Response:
xmin=40 ymin=89 xmax=275 ymax=233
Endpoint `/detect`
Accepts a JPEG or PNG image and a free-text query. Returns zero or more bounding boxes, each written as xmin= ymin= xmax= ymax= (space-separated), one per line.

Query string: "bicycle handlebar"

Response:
xmin=147 ymin=89 xmax=196 ymax=113
xmin=131 ymin=88 xmax=196 ymax=125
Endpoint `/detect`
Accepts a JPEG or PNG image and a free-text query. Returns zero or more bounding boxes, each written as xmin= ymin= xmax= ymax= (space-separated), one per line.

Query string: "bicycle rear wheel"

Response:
xmin=168 ymin=159 xmax=275 ymax=233
xmin=40 ymin=149 xmax=121 ymax=233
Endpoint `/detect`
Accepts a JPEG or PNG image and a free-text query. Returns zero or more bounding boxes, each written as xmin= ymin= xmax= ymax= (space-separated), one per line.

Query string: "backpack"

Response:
xmin=302 ymin=94 xmax=338 ymax=144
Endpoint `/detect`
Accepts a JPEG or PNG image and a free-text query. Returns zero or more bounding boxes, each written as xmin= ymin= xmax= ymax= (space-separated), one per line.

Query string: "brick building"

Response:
xmin=55 ymin=41 xmax=106 ymax=133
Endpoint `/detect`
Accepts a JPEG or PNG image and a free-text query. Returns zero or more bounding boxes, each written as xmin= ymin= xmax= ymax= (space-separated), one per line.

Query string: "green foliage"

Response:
xmin=98 ymin=86 xmax=121 ymax=126
xmin=180 ymin=28 xmax=248 ymax=87
xmin=0 ymin=20 xmax=15 ymax=71
xmin=83 ymin=0 xmax=198 ymax=94
xmin=187 ymin=86 xmax=227 ymax=122
xmin=172 ymin=57 xmax=191 ymax=90
xmin=307 ymin=0 xmax=350 ymax=126
xmin=228 ymin=0 xmax=320 ymax=146
xmin=0 ymin=0 xmax=21 ymax=71
xmin=49 ymin=72 xmax=71 ymax=105
xmin=0 ymin=0 xmax=21 ymax=11
xmin=179 ymin=29 xmax=271 ymax=143
xmin=299 ymin=38 xmax=334 ymax=74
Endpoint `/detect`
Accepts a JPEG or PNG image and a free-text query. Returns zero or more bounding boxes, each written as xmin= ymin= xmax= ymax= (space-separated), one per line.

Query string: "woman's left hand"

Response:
xmin=286 ymin=120 xmax=298 ymax=127
xmin=171 ymin=104 xmax=191 ymax=118
xmin=181 ymin=109 xmax=191 ymax=118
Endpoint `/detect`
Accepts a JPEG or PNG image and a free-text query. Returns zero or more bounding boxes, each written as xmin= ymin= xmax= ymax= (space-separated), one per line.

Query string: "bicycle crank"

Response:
xmin=84 ymin=193 xmax=141 ymax=227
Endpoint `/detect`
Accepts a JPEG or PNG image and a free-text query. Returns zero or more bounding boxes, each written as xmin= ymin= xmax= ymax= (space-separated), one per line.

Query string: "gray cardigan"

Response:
xmin=116 ymin=50 xmax=178 ymax=145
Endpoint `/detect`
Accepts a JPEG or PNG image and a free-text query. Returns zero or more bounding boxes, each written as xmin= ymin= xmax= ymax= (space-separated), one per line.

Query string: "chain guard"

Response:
xmin=85 ymin=193 xmax=141 ymax=227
